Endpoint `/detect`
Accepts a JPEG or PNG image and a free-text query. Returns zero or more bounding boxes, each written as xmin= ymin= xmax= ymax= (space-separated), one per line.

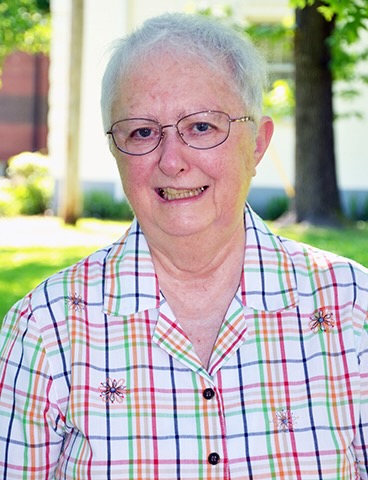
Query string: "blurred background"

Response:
xmin=0 ymin=0 xmax=367 ymax=225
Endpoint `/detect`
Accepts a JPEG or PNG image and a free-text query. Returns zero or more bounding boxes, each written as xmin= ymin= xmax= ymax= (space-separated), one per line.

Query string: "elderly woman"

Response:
xmin=1 ymin=13 xmax=367 ymax=480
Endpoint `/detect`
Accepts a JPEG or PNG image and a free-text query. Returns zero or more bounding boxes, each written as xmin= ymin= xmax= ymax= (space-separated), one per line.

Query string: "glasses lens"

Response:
xmin=111 ymin=119 xmax=161 ymax=155
xmin=177 ymin=111 xmax=230 ymax=149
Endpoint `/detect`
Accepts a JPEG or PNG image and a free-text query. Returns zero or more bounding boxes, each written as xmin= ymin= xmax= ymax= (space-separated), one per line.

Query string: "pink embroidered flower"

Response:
xmin=99 ymin=378 xmax=127 ymax=403
xmin=309 ymin=309 xmax=334 ymax=333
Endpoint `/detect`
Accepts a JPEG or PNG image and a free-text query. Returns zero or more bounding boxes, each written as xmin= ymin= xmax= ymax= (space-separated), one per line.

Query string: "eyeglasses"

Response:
xmin=106 ymin=110 xmax=253 ymax=156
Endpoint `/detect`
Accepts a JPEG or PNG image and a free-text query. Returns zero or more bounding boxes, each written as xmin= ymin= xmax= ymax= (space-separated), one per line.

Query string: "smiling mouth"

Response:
xmin=157 ymin=186 xmax=208 ymax=201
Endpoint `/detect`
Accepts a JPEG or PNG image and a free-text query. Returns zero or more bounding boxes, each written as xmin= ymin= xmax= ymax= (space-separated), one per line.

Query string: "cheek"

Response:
xmin=221 ymin=140 xmax=255 ymax=180
xmin=117 ymin=158 xmax=152 ymax=204
xmin=220 ymin=144 xmax=256 ymax=203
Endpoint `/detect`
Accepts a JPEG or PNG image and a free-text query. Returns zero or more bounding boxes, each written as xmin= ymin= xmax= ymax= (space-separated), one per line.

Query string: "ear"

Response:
xmin=253 ymin=115 xmax=274 ymax=171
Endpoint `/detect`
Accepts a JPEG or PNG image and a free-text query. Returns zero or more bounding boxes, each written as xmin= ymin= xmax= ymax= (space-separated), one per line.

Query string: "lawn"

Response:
xmin=1 ymin=217 xmax=367 ymax=322
xmin=273 ymin=221 xmax=368 ymax=267
xmin=0 ymin=217 xmax=126 ymax=322
xmin=0 ymin=246 xmax=100 ymax=320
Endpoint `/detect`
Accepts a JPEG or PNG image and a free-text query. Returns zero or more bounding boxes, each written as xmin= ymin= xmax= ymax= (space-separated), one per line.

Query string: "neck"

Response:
xmin=144 ymin=219 xmax=246 ymax=368
xmin=146 ymin=220 xmax=246 ymax=282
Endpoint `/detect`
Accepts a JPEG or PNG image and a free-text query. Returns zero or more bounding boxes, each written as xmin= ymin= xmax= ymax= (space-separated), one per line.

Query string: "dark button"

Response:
xmin=203 ymin=388 xmax=215 ymax=400
xmin=208 ymin=452 xmax=220 ymax=465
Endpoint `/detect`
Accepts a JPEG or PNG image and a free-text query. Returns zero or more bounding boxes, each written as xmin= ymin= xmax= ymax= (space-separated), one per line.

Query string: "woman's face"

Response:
xmin=110 ymin=54 xmax=273 ymax=245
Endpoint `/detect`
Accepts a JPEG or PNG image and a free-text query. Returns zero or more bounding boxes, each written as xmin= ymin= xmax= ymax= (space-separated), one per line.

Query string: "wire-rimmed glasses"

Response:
xmin=106 ymin=110 xmax=253 ymax=156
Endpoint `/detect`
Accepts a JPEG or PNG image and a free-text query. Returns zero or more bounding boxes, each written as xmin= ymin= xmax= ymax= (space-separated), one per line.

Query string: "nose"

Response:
xmin=157 ymin=125 xmax=189 ymax=177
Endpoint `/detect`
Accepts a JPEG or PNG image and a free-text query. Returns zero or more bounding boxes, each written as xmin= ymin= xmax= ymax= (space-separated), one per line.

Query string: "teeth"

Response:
xmin=159 ymin=186 xmax=206 ymax=201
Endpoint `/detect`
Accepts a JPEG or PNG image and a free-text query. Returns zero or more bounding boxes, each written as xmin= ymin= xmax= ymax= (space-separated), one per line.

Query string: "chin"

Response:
xmin=158 ymin=217 xmax=213 ymax=238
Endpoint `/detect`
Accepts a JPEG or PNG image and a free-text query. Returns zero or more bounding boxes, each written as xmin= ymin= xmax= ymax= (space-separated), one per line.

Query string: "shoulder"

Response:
xmin=246 ymin=205 xmax=368 ymax=291
xmin=279 ymin=234 xmax=368 ymax=309
xmin=280 ymin=233 xmax=367 ymax=276
xmin=32 ymin=244 xmax=114 ymax=304
xmin=1 ymin=244 xmax=112 ymax=334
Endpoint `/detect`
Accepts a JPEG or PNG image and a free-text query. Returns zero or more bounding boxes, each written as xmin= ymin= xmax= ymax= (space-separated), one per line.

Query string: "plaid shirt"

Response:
xmin=1 ymin=205 xmax=367 ymax=479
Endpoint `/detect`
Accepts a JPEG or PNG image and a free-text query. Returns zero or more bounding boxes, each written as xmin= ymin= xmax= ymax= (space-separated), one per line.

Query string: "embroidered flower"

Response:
xmin=273 ymin=409 xmax=298 ymax=432
xmin=354 ymin=457 xmax=361 ymax=480
xmin=67 ymin=293 xmax=85 ymax=312
xmin=309 ymin=309 xmax=334 ymax=333
xmin=99 ymin=378 xmax=127 ymax=403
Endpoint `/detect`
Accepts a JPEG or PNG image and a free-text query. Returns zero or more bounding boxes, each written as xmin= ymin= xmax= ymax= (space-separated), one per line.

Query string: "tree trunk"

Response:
xmin=294 ymin=2 xmax=341 ymax=225
xmin=61 ymin=0 xmax=84 ymax=225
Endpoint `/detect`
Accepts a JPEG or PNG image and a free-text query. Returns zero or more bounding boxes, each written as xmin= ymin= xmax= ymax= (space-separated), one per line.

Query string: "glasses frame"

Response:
xmin=106 ymin=110 xmax=254 ymax=156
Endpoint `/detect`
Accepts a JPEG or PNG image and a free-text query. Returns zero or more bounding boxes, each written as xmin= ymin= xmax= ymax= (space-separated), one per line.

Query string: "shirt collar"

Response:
xmin=242 ymin=204 xmax=298 ymax=312
xmin=103 ymin=204 xmax=298 ymax=317
xmin=103 ymin=218 xmax=160 ymax=316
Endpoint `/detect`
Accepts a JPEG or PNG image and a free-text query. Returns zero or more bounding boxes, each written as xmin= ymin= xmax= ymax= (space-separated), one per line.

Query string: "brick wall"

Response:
xmin=0 ymin=51 xmax=49 ymax=164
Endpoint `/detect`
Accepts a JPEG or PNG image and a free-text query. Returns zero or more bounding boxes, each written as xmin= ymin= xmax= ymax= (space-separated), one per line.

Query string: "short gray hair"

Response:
xmin=101 ymin=13 xmax=267 ymax=131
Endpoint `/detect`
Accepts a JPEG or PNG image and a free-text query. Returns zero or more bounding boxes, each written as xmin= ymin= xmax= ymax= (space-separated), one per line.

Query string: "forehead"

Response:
xmin=113 ymin=53 xmax=243 ymax=119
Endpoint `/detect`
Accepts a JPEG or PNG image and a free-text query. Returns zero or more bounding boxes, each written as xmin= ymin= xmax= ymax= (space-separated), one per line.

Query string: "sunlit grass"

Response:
xmin=0 ymin=246 xmax=108 ymax=321
xmin=1 ymin=246 xmax=97 ymax=313
xmin=1 ymin=217 xmax=126 ymax=321
xmin=271 ymin=221 xmax=368 ymax=267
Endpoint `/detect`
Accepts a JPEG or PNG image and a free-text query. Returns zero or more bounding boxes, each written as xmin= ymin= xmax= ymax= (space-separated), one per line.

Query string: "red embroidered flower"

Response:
xmin=354 ymin=457 xmax=361 ymax=480
xmin=67 ymin=293 xmax=85 ymax=312
xmin=309 ymin=309 xmax=334 ymax=333
xmin=99 ymin=378 xmax=127 ymax=403
xmin=273 ymin=409 xmax=298 ymax=432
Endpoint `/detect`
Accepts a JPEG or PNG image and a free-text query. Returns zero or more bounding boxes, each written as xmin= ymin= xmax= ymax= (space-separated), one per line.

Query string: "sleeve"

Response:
xmin=355 ymin=309 xmax=368 ymax=478
xmin=0 ymin=294 xmax=66 ymax=479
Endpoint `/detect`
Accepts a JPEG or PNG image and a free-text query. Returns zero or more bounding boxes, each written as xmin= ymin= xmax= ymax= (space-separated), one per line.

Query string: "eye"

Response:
xmin=193 ymin=122 xmax=211 ymax=133
xmin=131 ymin=127 xmax=155 ymax=139
xmin=188 ymin=121 xmax=219 ymax=137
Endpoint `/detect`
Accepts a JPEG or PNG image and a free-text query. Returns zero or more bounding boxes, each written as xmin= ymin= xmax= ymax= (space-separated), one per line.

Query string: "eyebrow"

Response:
xmin=121 ymin=106 xmax=220 ymax=123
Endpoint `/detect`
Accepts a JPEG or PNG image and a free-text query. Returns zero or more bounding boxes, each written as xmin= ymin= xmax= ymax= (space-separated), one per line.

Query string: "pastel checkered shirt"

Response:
xmin=1 ymin=205 xmax=367 ymax=479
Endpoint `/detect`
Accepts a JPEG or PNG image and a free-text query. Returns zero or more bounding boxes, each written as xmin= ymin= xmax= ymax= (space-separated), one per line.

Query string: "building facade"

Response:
xmin=0 ymin=51 xmax=49 ymax=174
xmin=49 ymin=0 xmax=368 ymax=217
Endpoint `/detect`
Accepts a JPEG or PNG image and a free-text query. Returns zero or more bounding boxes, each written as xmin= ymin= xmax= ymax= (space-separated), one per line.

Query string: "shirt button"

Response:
xmin=208 ymin=452 xmax=220 ymax=465
xmin=203 ymin=388 xmax=215 ymax=400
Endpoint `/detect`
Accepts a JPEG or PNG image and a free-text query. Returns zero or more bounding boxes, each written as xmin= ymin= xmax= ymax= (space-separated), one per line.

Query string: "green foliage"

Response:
xmin=264 ymin=196 xmax=290 ymax=220
xmin=0 ymin=0 xmax=51 ymax=68
xmin=245 ymin=21 xmax=294 ymax=60
xmin=0 ymin=179 xmax=19 ymax=215
xmin=0 ymin=151 xmax=53 ymax=215
xmin=290 ymin=0 xmax=368 ymax=87
xmin=198 ymin=2 xmax=368 ymax=117
xmin=197 ymin=7 xmax=296 ymax=117
xmin=263 ymin=80 xmax=295 ymax=118
xmin=244 ymin=22 xmax=295 ymax=117
xmin=83 ymin=190 xmax=134 ymax=221
xmin=348 ymin=195 xmax=368 ymax=221
xmin=195 ymin=4 xmax=233 ymax=19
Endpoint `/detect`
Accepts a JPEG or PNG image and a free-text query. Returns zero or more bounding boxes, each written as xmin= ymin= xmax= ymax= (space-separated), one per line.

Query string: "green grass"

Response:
xmin=272 ymin=221 xmax=368 ymax=267
xmin=0 ymin=246 xmax=104 ymax=321
xmin=0 ymin=217 xmax=126 ymax=322
xmin=1 ymin=219 xmax=367 ymax=322
xmin=271 ymin=222 xmax=368 ymax=267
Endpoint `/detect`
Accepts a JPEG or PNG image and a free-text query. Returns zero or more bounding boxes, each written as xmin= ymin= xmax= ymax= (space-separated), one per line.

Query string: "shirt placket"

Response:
xmin=152 ymin=298 xmax=249 ymax=479
xmin=153 ymin=301 xmax=211 ymax=380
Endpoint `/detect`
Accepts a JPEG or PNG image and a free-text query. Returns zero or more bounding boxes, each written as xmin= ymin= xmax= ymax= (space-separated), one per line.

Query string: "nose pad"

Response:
xmin=160 ymin=124 xmax=187 ymax=147
xmin=158 ymin=126 xmax=189 ymax=176
xmin=160 ymin=126 xmax=187 ymax=151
